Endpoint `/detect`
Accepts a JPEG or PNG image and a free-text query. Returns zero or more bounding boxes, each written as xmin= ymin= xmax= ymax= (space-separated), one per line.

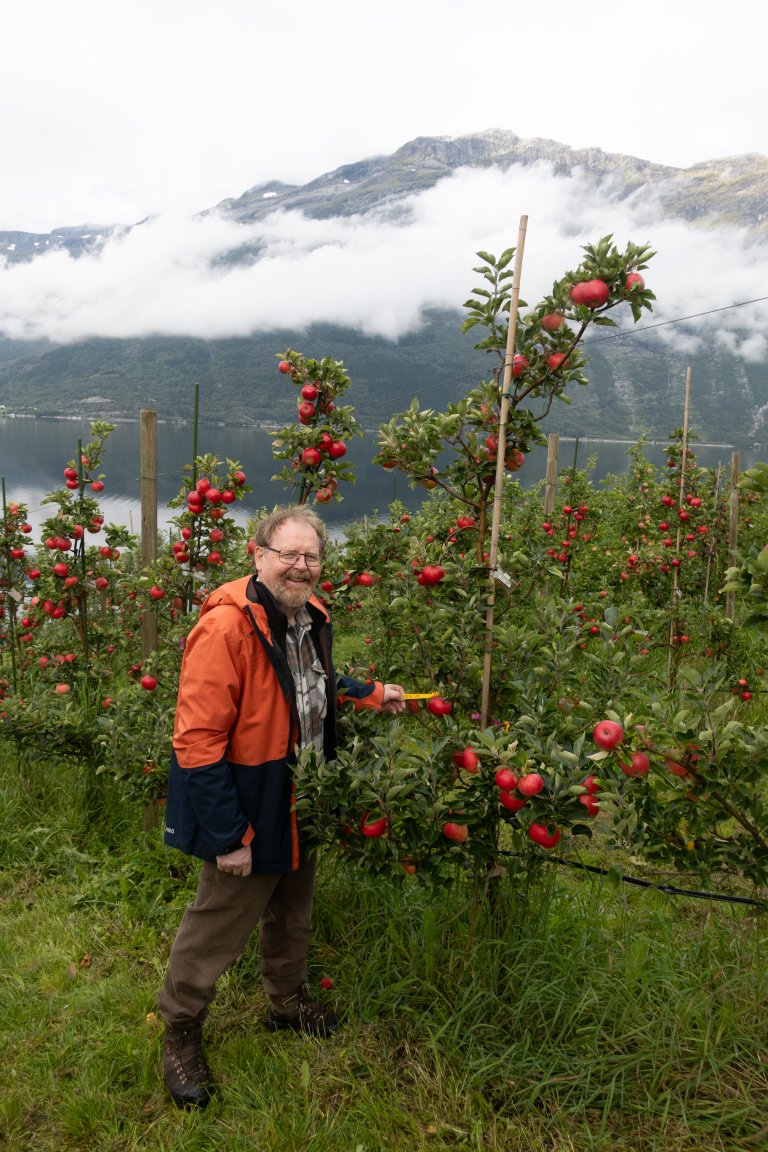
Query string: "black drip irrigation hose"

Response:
xmin=499 ymin=850 xmax=768 ymax=910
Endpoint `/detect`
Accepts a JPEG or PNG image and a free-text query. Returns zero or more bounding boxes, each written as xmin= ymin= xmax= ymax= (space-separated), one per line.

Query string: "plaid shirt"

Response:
xmin=284 ymin=605 xmax=327 ymax=754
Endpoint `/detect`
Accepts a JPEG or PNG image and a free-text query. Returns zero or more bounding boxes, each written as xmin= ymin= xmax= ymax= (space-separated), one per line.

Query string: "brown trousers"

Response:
xmin=158 ymin=849 xmax=318 ymax=1027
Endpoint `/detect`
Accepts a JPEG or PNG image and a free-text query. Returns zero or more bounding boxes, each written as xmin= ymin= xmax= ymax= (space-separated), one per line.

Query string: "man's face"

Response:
xmin=254 ymin=518 xmax=323 ymax=616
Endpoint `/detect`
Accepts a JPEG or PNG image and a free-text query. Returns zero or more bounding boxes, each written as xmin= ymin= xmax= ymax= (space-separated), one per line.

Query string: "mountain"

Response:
xmin=214 ymin=131 xmax=768 ymax=232
xmin=0 ymin=129 xmax=767 ymax=446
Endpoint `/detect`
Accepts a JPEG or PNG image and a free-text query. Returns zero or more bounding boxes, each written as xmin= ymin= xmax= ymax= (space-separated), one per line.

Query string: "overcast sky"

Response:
xmin=1 ymin=0 xmax=767 ymax=362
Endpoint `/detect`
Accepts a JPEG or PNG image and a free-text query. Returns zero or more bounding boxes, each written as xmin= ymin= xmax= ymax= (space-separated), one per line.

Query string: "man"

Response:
xmin=158 ymin=505 xmax=405 ymax=1109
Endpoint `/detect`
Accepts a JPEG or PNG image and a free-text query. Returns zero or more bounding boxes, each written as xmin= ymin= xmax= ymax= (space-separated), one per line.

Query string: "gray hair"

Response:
xmin=253 ymin=505 xmax=327 ymax=557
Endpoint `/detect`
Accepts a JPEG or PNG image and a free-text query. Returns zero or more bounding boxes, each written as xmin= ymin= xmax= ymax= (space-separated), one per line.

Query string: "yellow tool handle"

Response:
xmin=402 ymin=692 xmax=439 ymax=699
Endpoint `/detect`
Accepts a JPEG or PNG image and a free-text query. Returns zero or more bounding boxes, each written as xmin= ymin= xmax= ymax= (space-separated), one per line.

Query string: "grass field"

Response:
xmin=1 ymin=746 xmax=767 ymax=1152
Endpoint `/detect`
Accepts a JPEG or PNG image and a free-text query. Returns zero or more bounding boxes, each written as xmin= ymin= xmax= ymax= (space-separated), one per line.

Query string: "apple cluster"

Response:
xmin=274 ymin=349 xmax=362 ymax=506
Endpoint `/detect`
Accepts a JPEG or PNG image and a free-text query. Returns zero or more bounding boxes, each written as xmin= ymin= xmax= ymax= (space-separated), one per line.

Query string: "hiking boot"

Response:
xmin=162 ymin=1022 xmax=213 ymax=1109
xmin=266 ymin=984 xmax=340 ymax=1036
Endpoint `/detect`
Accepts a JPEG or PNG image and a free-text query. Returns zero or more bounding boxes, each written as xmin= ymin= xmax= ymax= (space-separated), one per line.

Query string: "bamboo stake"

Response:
xmin=667 ymin=366 xmax=691 ymax=686
xmin=480 ymin=215 xmax=528 ymax=729
xmin=725 ymin=450 xmax=741 ymax=621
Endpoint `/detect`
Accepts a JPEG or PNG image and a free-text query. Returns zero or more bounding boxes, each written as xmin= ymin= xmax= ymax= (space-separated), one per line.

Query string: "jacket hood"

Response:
xmin=198 ymin=574 xmax=330 ymax=629
xmin=197 ymin=574 xmax=254 ymax=618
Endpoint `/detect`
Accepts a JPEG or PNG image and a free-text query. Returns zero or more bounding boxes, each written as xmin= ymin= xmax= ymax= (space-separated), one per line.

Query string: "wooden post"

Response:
xmin=543 ymin=433 xmax=559 ymax=517
xmin=140 ymin=409 xmax=158 ymax=661
xmin=726 ymin=450 xmax=740 ymax=620
xmin=480 ymin=216 xmax=528 ymax=729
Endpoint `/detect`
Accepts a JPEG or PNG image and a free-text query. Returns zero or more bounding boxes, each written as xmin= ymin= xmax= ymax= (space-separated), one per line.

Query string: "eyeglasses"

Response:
xmin=260 ymin=545 xmax=322 ymax=567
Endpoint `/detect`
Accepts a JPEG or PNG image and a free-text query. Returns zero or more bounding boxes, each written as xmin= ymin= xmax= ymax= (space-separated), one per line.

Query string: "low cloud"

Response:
xmin=0 ymin=162 xmax=767 ymax=361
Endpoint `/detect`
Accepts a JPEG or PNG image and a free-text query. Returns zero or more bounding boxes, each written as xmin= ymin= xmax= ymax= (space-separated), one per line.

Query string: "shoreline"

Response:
xmin=0 ymin=409 xmax=283 ymax=432
xmin=0 ymin=411 xmax=755 ymax=450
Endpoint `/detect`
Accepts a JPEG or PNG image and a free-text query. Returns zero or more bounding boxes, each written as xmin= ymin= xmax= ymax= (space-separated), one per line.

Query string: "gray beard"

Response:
xmin=269 ymin=576 xmax=315 ymax=614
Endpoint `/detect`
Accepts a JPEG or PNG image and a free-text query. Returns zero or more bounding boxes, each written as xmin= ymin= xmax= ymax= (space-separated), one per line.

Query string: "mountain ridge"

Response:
xmin=212 ymin=128 xmax=768 ymax=230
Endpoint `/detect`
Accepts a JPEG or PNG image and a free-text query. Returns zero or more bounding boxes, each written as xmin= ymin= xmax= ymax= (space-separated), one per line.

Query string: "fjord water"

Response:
xmin=0 ymin=416 xmax=757 ymax=538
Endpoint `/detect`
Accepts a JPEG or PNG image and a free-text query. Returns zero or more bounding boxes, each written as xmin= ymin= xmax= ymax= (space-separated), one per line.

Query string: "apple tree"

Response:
xmin=271 ymin=349 xmax=364 ymax=506
xmin=374 ymin=235 xmax=656 ymax=559
xmin=159 ymin=452 xmax=251 ymax=612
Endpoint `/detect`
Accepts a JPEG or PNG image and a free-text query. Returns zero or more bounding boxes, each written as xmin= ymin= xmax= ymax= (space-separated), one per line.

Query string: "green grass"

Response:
xmin=1 ymin=745 xmax=767 ymax=1151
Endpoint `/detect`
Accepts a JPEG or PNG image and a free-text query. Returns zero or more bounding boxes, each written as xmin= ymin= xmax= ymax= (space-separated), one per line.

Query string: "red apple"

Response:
xmin=140 ymin=675 xmax=158 ymax=691
xmin=570 ymin=279 xmax=610 ymax=308
xmin=593 ymin=720 xmax=624 ymax=750
xmin=454 ymin=746 xmax=479 ymax=773
xmin=361 ymin=812 xmax=388 ymax=838
xmin=625 ymin=272 xmax=645 ymax=291
xmin=442 ymin=821 xmax=468 ymax=843
xmin=621 ymin=751 xmax=650 ymax=777
xmin=546 ymin=352 xmax=569 ymax=371
xmin=495 ymin=767 xmax=517 ymax=790
xmin=427 ymin=696 xmax=452 ymax=716
xmin=541 ymin=312 xmax=565 ymax=332
xmin=518 ymin=772 xmax=545 ymax=796
xmin=419 ymin=564 xmax=445 ymax=586
xmin=528 ymin=823 xmax=561 ymax=849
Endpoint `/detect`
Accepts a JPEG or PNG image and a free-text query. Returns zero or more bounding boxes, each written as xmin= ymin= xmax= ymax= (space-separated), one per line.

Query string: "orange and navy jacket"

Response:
xmin=163 ymin=574 xmax=385 ymax=870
